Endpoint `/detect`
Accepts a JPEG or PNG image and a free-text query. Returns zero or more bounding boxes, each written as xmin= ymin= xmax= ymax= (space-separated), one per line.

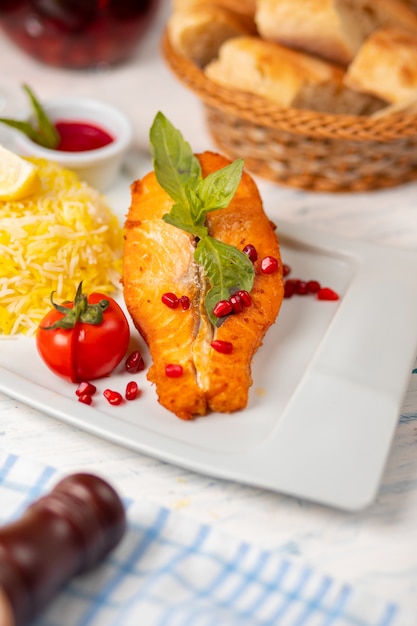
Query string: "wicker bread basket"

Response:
xmin=162 ymin=29 xmax=417 ymax=192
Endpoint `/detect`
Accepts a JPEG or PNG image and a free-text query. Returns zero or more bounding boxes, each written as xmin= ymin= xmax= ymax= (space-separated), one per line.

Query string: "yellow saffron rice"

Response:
xmin=0 ymin=157 xmax=123 ymax=336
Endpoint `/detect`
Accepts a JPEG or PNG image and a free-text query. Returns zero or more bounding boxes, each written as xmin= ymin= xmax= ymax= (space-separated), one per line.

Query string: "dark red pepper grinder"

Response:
xmin=0 ymin=473 xmax=127 ymax=626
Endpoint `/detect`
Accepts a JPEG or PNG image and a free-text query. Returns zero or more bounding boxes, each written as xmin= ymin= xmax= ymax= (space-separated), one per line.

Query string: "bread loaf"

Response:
xmin=172 ymin=0 xmax=256 ymax=19
xmin=205 ymin=35 xmax=384 ymax=113
xmin=168 ymin=4 xmax=257 ymax=66
xmin=255 ymin=0 xmax=417 ymax=66
xmin=345 ymin=26 xmax=417 ymax=103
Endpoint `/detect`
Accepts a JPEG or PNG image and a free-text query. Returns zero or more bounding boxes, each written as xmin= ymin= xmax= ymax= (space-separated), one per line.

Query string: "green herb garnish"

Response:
xmin=41 ymin=282 xmax=109 ymax=330
xmin=150 ymin=111 xmax=255 ymax=326
xmin=0 ymin=84 xmax=60 ymax=149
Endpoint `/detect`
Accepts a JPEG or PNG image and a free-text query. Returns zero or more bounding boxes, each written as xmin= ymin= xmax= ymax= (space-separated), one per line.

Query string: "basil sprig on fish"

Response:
xmin=150 ymin=111 xmax=255 ymax=326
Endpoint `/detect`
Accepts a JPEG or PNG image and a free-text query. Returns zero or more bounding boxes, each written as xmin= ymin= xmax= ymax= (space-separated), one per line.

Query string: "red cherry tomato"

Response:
xmin=36 ymin=283 xmax=130 ymax=382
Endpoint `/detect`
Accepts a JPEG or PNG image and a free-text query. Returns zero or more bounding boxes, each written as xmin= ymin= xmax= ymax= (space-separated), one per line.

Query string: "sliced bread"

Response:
xmin=168 ymin=3 xmax=257 ymax=66
xmin=255 ymin=0 xmax=417 ymax=65
xmin=204 ymin=35 xmax=384 ymax=113
xmin=345 ymin=25 xmax=417 ymax=103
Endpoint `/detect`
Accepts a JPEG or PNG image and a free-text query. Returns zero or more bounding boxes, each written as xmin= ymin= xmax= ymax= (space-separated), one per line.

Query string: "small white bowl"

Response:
xmin=15 ymin=97 xmax=133 ymax=191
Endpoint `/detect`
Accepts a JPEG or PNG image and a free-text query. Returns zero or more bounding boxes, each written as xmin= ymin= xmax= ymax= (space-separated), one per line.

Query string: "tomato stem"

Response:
xmin=41 ymin=282 xmax=109 ymax=330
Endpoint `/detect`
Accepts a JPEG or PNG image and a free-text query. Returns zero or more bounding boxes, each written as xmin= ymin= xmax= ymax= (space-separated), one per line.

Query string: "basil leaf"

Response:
xmin=150 ymin=111 xmax=202 ymax=206
xmin=195 ymin=236 xmax=254 ymax=326
xmin=187 ymin=185 xmax=206 ymax=229
xmin=163 ymin=201 xmax=208 ymax=239
xmin=0 ymin=118 xmax=48 ymax=146
xmin=198 ymin=159 xmax=244 ymax=212
xmin=22 ymin=84 xmax=60 ymax=148
xmin=0 ymin=84 xmax=60 ymax=148
xmin=149 ymin=112 xmax=255 ymax=327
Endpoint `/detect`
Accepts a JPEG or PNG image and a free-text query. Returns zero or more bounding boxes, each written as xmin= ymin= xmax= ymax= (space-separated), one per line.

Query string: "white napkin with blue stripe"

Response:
xmin=0 ymin=450 xmax=415 ymax=626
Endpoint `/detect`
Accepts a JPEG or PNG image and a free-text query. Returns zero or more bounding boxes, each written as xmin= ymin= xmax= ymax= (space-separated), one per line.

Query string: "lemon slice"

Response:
xmin=0 ymin=144 xmax=40 ymax=201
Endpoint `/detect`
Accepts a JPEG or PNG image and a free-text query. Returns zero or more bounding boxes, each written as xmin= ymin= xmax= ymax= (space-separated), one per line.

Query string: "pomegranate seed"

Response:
xmin=307 ymin=280 xmax=321 ymax=294
xmin=161 ymin=292 xmax=179 ymax=308
xmin=236 ymin=290 xmax=252 ymax=306
xmin=180 ymin=295 xmax=190 ymax=310
xmin=282 ymin=266 xmax=339 ymax=302
xmin=261 ymin=256 xmax=279 ymax=274
xmin=103 ymin=389 xmax=123 ymax=405
xmin=213 ymin=299 xmax=233 ymax=317
xmin=165 ymin=364 xmax=183 ymax=378
xmin=78 ymin=393 xmax=92 ymax=405
xmin=242 ymin=244 xmax=258 ymax=262
xmin=230 ymin=293 xmax=243 ymax=313
xmin=125 ymin=350 xmax=145 ymax=373
xmin=288 ymin=278 xmax=298 ymax=291
xmin=125 ymin=381 xmax=139 ymax=401
xmin=317 ymin=287 xmax=340 ymax=301
xmin=211 ymin=340 xmax=233 ymax=354
xmin=284 ymin=281 xmax=296 ymax=298
xmin=75 ymin=381 xmax=96 ymax=397
xmin=295 ymin=280 xmax=308 ymax=295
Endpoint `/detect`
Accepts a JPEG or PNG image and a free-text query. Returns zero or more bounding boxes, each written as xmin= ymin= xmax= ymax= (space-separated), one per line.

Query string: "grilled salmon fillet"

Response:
xmin=123 ymin=151 xmax=284 ymax=419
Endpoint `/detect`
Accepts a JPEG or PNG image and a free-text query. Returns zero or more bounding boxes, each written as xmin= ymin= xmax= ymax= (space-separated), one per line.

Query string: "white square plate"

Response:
xmin=2 ymin=176 xmax=417 ymax=511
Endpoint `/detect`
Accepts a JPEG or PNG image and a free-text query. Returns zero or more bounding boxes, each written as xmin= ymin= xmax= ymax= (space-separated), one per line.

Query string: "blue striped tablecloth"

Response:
xmin=0 ymin=450 xmax=415 ymax=626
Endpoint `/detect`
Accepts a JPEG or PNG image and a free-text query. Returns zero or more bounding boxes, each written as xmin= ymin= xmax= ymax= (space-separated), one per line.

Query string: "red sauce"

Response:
xmin=55 ymin=121 xmax=114 ymax=152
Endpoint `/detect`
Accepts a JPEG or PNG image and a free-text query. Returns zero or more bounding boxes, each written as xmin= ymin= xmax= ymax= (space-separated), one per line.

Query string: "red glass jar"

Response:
xmin=0 ymin=0 xmax=158 ymax=69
